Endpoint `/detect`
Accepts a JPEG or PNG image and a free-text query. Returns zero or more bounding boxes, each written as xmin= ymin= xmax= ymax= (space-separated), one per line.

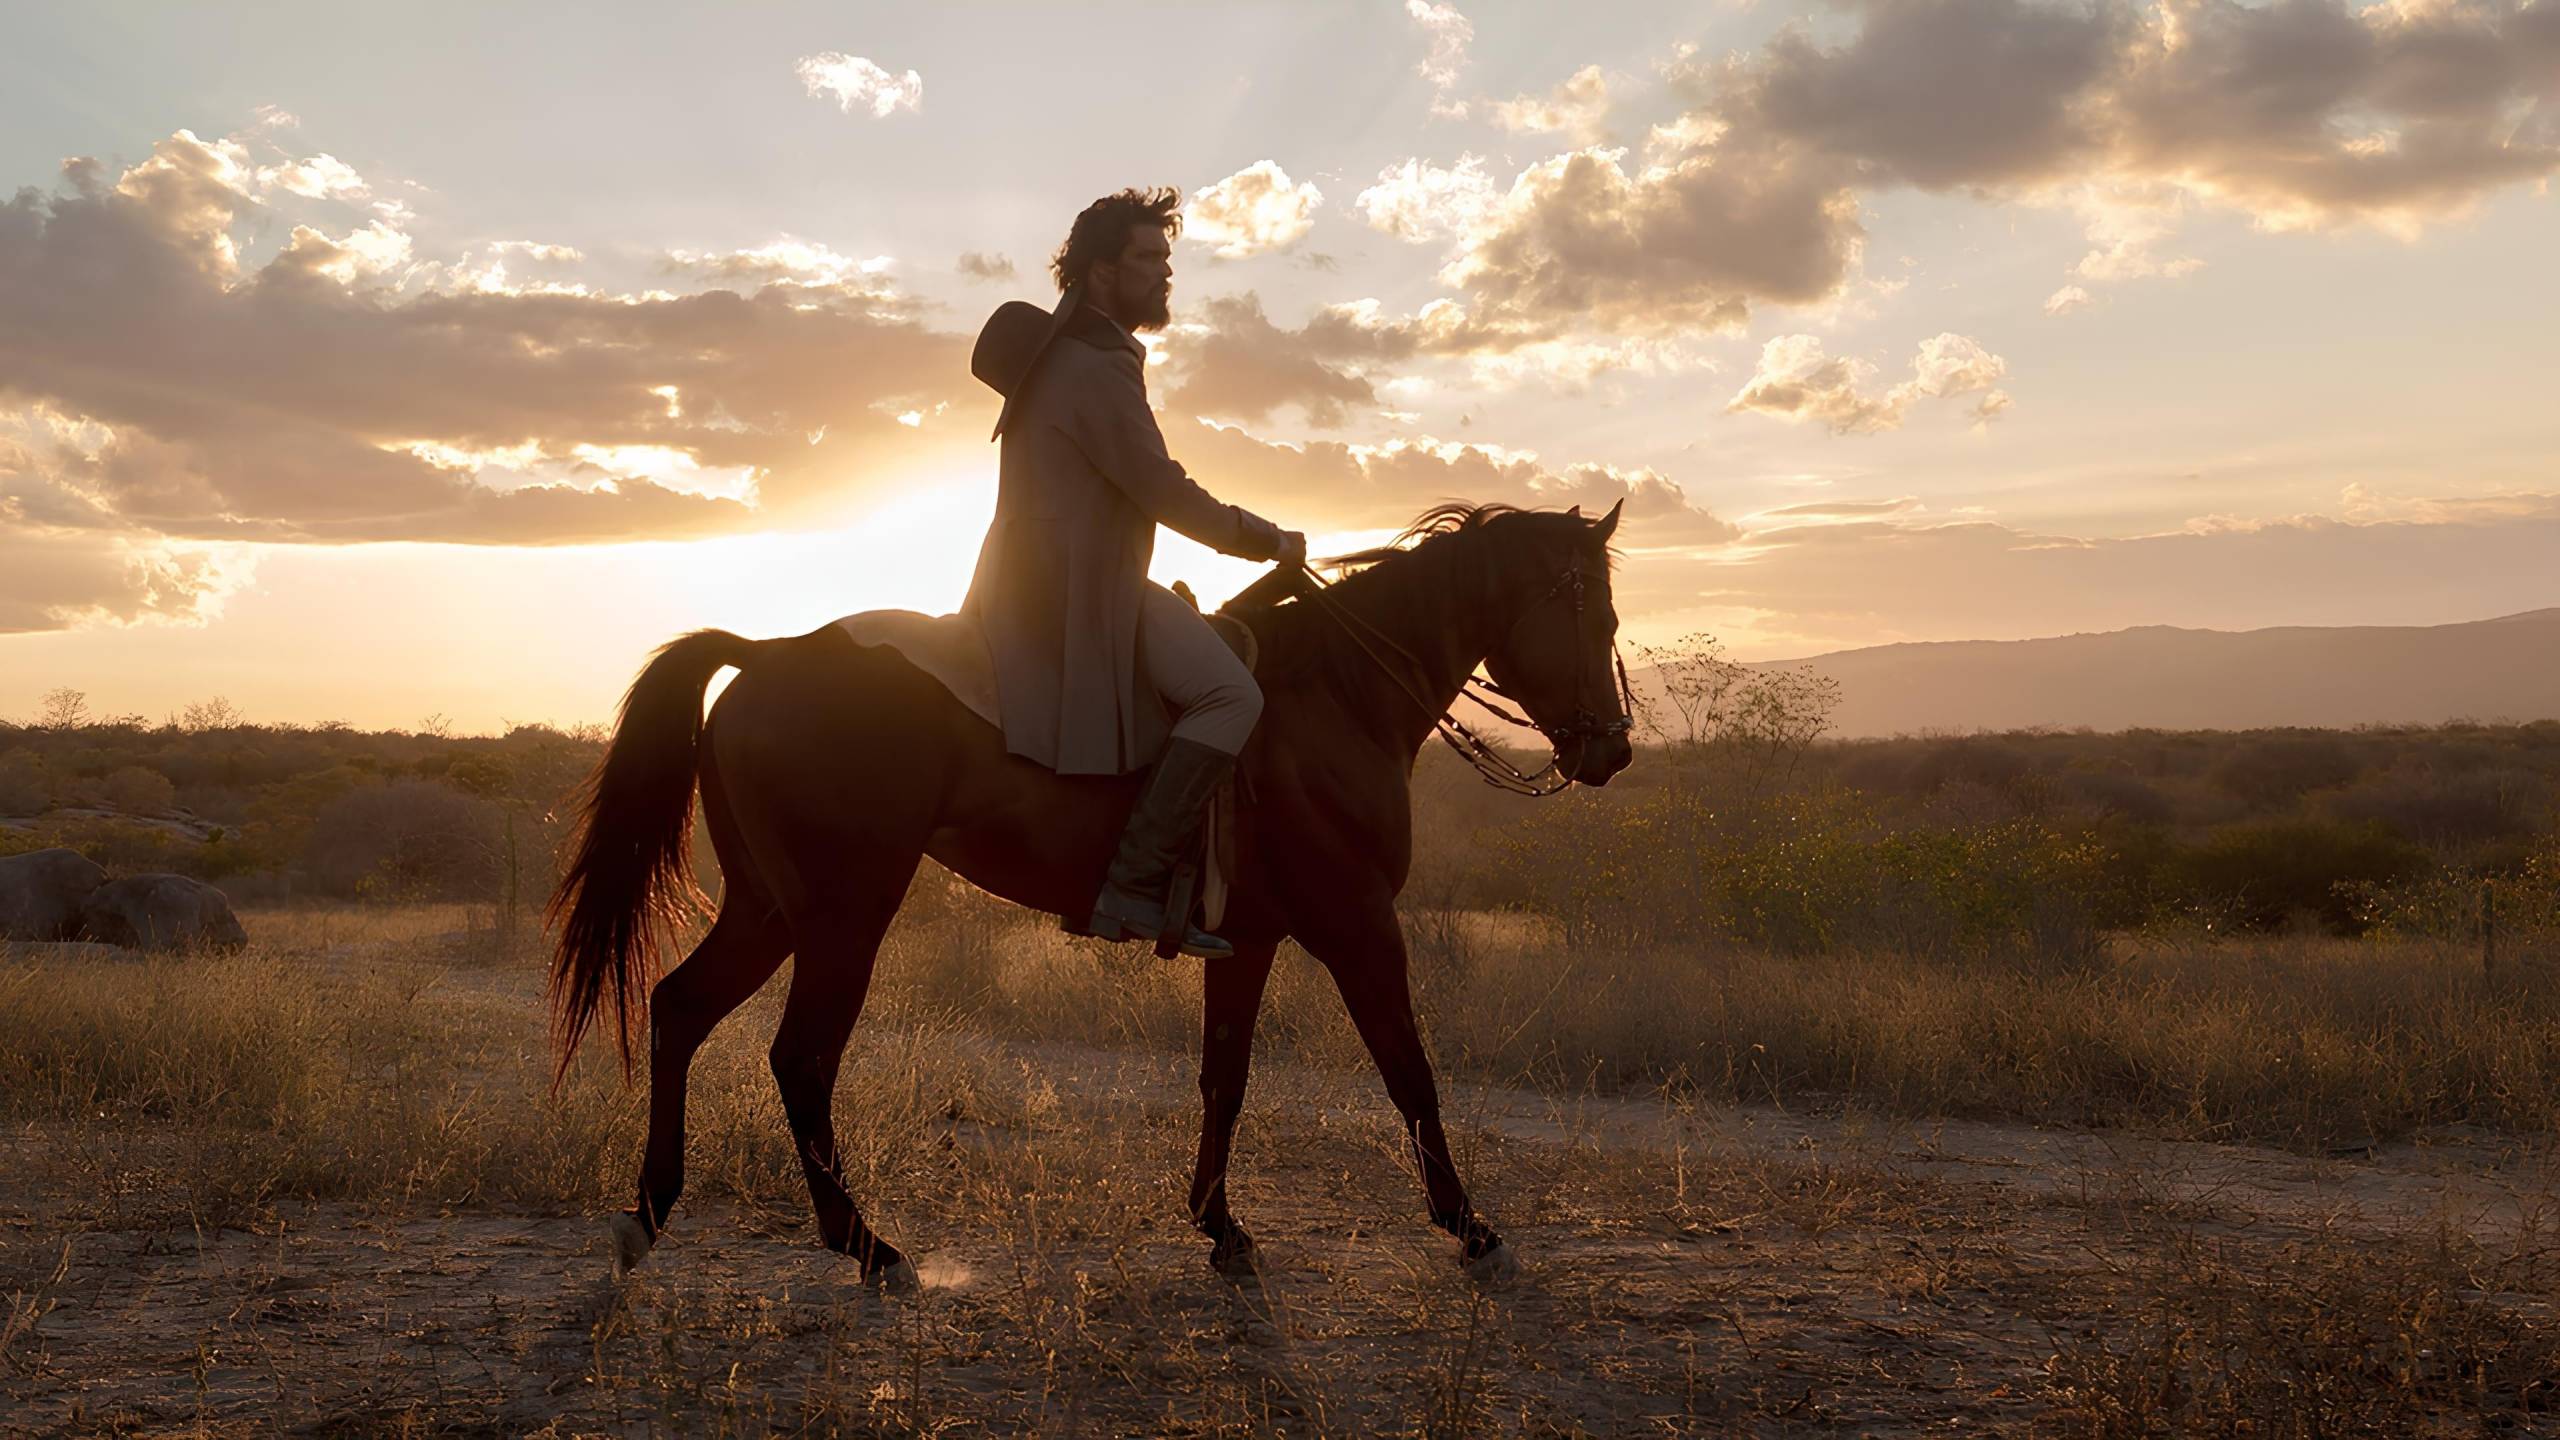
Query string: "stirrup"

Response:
xmin=1087 ymin=888 xmax=1235 ymax=960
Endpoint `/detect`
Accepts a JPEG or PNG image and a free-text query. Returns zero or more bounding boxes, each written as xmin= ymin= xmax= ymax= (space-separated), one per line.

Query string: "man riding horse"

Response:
xmin=549 ymin=188 xmax=1636 ymax=1286
xmin=965 ymin=187 xmax=1307 ymax=960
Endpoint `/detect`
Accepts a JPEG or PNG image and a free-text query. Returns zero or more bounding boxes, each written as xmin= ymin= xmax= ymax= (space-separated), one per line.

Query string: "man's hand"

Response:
xmin=1274 ymin=530 xmax=1309 ymax=569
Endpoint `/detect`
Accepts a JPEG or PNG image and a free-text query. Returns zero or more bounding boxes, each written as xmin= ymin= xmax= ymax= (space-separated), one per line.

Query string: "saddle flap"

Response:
xmin=1169 ymin=580 xmax=1262 ymax=677
xmin=1205 ymin=613 xmax=1259 ymax=675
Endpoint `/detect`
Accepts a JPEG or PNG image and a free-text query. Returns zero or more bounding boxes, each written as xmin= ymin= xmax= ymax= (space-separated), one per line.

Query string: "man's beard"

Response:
xmin=1123 ymin=282 xmax=1172 ymax=332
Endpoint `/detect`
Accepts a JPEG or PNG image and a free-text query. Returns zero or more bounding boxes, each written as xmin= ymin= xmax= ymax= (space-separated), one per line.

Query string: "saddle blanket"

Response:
xmin=829 ymin=607 xmax=1251 ymax=928
xmin=832 ymin=609 xmax=1003 ymax=731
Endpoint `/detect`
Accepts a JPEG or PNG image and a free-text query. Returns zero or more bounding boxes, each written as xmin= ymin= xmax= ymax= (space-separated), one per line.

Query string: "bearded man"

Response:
xmin=962 ymin=187 xmax=1307 ymax=961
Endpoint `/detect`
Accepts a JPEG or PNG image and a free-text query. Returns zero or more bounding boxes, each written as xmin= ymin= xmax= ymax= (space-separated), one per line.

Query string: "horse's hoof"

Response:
xmin=1209 ymin=1228 xmax=1261 ymax=1281
xmin=607 ymin=1213 xmax=654 ymax=1281
xmin=866 ymin=1257 xmax=921 ymax=1292
xmin=1464 ymin=1240 xmax=1519 ymax=1288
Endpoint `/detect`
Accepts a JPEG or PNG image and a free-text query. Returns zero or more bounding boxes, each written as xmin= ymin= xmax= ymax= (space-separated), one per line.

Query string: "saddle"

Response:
xmin=831 ymin=591 xmax=1255 ymax=947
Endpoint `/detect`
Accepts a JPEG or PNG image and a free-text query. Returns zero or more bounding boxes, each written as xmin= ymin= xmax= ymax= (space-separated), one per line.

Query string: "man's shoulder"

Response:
xmin=1059 ymin=306 xmax=1145 ymax=361
xmin=1043 ymin=329 xmax=1146 ymax=402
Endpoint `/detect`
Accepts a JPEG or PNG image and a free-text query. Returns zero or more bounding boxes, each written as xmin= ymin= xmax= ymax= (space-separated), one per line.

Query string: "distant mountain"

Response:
xmin=1739 ymin=609 xmax=2560 ymax=737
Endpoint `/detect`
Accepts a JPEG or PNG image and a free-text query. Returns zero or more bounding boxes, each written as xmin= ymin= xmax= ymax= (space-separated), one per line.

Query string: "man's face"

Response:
xmin=1101 ymin=224 xmax=1173 ymax=331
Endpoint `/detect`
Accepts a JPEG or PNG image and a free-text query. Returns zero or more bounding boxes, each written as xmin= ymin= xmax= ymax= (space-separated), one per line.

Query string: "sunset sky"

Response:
xmin=4 ymin=1 xmax=2557 ymax=732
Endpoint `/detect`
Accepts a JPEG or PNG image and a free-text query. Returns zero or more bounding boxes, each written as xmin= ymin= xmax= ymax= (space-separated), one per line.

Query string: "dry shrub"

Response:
xmin=2045 ymin=1230 xmax=2560 ymax=1435
xmin=867 ymin=904 xmax=2560 ymax=1146
xmin=302 ymin=778 xmax=504 ymax=899
xmin=6 ymin=899 xmax=2555 ymax=1238
xmin=0 ymin=926 xmax=1057 ymax=1225
xmin=1482 ymin=784 xmax=2114 ymax=961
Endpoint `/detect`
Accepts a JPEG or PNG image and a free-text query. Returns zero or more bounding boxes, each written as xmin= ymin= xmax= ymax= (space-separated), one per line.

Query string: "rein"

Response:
xmin=1280 ymin=558 xmax=1633 ymax=797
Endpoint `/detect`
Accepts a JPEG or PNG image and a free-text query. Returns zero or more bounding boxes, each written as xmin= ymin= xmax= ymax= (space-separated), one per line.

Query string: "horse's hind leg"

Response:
xmin=766 ymin=857 xmax=922 ymax=1284
xmin=611 ymin=894 xmax=792 ymax=1276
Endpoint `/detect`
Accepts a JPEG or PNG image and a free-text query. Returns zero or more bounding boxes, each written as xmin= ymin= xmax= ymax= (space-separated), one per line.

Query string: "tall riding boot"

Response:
xmin=1087 ymin=737 xmax=1237 ymax=960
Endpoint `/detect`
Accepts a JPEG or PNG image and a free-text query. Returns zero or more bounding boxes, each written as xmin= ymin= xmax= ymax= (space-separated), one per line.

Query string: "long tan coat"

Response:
xmin=962 ymin=307 xmax=1284 ymax=775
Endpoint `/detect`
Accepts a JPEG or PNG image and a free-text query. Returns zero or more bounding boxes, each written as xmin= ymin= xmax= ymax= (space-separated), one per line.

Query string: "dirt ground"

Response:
xmin=5 ymin=1017 xmax=2556 ymax=1438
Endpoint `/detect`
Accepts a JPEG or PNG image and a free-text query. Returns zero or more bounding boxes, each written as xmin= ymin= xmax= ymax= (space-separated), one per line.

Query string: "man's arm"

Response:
xmin=1060 ymin=348 xmax=1289 ymax=562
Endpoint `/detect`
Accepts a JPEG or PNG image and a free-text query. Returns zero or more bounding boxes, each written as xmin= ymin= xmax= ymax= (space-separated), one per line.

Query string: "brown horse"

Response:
xmin=548 ymin=500 xmax=1634 ymax=1285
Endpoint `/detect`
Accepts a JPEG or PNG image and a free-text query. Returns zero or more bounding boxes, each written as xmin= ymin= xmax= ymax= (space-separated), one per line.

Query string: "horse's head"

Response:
xmin=1480 ymin=502 xmax=1635 ymax=787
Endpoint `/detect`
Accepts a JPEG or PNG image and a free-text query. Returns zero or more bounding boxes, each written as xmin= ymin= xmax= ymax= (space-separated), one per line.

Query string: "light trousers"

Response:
xmin=1138 ymin=582 xmax=1261 ymax=757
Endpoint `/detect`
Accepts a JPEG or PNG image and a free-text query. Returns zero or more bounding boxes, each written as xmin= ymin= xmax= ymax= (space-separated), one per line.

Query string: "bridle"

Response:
xmin=1288 ymin=553 xmax=1634 ymax=797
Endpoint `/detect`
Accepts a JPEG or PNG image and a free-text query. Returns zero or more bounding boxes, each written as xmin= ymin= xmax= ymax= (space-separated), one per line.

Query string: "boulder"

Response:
xmin=0 ymin=847 xmax=108 ymax=942
xmin=77 ymin=873 xmax=248 ymax=953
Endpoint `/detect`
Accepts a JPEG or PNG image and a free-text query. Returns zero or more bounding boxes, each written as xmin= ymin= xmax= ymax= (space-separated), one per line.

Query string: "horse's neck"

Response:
xmin=1331 ymin=540 xmax=1501 ymax=751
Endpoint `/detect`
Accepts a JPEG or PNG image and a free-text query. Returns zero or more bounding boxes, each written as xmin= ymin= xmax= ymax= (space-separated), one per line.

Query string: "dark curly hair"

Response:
xmin=1050 ymin=187 xmax=1183 ymax=293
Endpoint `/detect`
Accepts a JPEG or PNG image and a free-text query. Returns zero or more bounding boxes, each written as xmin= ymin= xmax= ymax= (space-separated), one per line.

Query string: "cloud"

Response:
xmin=1406 ymin=1 xmax=2560 ymax=329
xmin=257 ymin=152 xmax=369 ymax=200
xmin=1172 ymin=420 xmax=1740 ymax=543
xmin=489 ymin=239 xmax=585 ymax=264
xmin=1492 ymin=64 xmax=1614 ymax=144
xmin=794 ymin=52 xmax=923 ymax=118
xmin=0 ymin=525 xmax=249 ymax=634
xmin=1156 ymin=289 xmax=1679 ymax=422
xmin=1186 ymin=161 xmax=1323 ymax=258
xmin=1697 ymin=0 xmax=2560 ymax=286
xmin=1722 ymin=0 xmax=2126 ymax=190
xmin=956 ymin=250 xmax=1016 ymax=282
xmin=1355 ymin=154 xmax=1499 ymax=243
xmin=1440 ymin=145 xmax=1864 ymax=336
xmin=1406 ymin=0 xmax=1475 ymax=117
xmin=1162 ymin=293 xmax=1376 ymax=428
xmin=0 ymin=128 xmax=967 ymax=573
xmin=1661 ymin=491 xmax=2560 ymax=653
xmin=1728 ymin=333 xmax=2011 ymax=434
xmin=2103 ymin=0 xmax=2560 ymax=231
xmin=660 ymin=236 xmax=899 ymax=292
xmin=2058 ymin=178 xmax=2206 ymax=287
xmin=1761 ymin=496 xmax=1925 ymax=519
xmin=2043 ymin=283 xmax=2095 ymax=316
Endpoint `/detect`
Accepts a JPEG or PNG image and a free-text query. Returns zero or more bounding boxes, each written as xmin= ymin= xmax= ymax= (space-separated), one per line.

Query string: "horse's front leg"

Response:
xmin=1188 ymin=940 xmax=1277 ymax=1276
xmin=1297 ymin=897 xmax=1513 ymax=1281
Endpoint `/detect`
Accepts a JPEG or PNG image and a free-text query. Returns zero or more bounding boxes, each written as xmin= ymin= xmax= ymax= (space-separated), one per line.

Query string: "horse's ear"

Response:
xmin=1565 ymin=504 xmax=1582 ymax=519
xmin=1592 ymin=498 xmax=1623 ymax=542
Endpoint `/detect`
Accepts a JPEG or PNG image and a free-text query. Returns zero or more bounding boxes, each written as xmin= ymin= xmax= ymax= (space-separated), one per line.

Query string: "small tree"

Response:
xmin=180 ymin=696 xmax=243 ymax=731
xmin=1631 ymin=633 xmax=1840 ymax=797
xmin=1632 ymin=632 xmax=1751 ymax=750
xmin=37 ymin=687 xmax=90 ymax=730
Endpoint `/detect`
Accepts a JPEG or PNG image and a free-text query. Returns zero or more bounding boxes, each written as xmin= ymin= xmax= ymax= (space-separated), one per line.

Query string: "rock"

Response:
xmin=77 ymin=873 xmax=248 ymax=953
xmin=0 ymin=848 xmax=108 ymax=942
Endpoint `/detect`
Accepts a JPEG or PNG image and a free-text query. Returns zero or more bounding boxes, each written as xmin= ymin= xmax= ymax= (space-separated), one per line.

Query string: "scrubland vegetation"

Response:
xmin=5 ymin=667 xmax=2558 ymax=1431
xmin=4 ymin=664 xmax=2557 ymax=1145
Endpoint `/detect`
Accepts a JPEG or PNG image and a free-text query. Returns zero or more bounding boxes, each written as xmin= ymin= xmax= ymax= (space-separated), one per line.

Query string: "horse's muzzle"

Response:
xmin=1567 ymin=732 xmax=1634 ymax=787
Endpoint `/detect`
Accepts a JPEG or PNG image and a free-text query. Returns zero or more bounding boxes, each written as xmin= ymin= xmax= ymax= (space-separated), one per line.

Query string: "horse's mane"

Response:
xmin=1321 ymin=501 xmax=1532 ymax=574
xmin=1237 ymin=500 xmax=1575 ymax=702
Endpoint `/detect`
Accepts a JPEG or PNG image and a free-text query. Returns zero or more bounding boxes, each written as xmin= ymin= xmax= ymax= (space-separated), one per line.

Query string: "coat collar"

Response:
xmin=1065 ymin=303 xmax=1145 ymax=359
xmin=978 ymin=286 xmax=1147 ymax=440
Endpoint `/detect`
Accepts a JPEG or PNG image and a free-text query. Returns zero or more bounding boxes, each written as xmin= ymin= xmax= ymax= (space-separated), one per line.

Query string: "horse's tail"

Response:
xmin=548 ymin=628 xmax=760 ymax=1083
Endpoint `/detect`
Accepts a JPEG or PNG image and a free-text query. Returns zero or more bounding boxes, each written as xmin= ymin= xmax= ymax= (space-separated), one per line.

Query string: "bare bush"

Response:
xmin=302 ymin=780 xmax=503 ymax=900
xmin=0 ymin=752 xmax=47 ymax=816
xmin=99 ymin=766 xmax=174 ymax=814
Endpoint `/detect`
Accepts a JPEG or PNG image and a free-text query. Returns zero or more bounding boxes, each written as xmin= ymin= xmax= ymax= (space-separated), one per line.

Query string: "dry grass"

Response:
xmin=2 ymin=902 xmax=2557 ymax=1433
xmin=876 ymin=884 xmax=2560 ymax=1148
